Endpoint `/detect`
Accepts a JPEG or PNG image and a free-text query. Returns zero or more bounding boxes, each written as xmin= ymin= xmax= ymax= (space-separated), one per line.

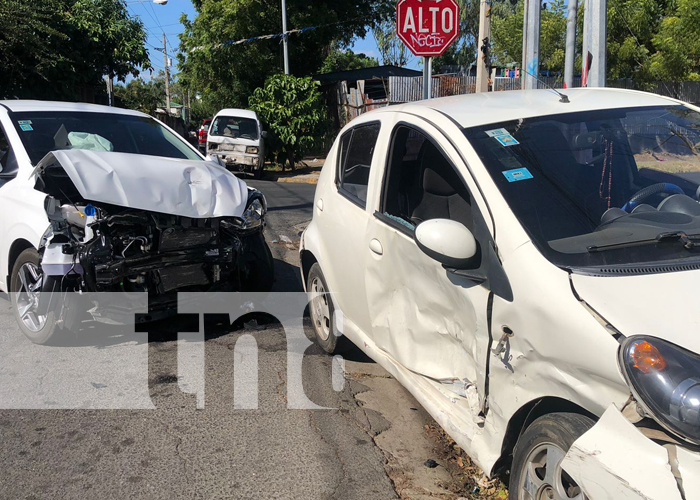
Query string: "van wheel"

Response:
xmin=306 ymin=263 xmax=347 ymax=354
xmin=10 ymin=248 xmax=60 ymax=344
xmin=509 ymin=413 xmax=593 ymax=500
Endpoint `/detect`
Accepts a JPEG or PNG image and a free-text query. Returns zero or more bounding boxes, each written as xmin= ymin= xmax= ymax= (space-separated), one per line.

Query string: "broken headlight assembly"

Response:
xmin=246 ymin=146 xmax=259 ymax=154
xmin=620 ymin=336 xmax=700 ymax=444
xmin=241 ymin=192 xmax=266 ymax=229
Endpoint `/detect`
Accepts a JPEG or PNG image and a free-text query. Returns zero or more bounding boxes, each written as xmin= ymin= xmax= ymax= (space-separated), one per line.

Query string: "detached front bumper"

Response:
xmin=562 ymin=405 xmax=700 ymax=500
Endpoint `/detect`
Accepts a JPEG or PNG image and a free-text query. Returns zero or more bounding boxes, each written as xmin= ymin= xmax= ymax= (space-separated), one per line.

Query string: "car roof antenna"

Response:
xmin=522 ymin=69 xmax=570 ymax=103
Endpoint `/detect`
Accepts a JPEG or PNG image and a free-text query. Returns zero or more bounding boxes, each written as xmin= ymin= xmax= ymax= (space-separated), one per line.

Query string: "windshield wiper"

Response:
xmin=587 ymin=231 xmax=700 ymax=253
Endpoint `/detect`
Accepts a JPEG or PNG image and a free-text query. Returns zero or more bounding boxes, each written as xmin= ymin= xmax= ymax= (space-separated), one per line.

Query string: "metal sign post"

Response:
xmin=423 ymin=57 xmax=432 ymax=99
xmin=396 ymin=0 xmax=459 ymax=100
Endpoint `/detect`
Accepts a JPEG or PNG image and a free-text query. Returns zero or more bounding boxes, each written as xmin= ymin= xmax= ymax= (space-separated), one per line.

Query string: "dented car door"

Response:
xmin=363 ymin=117 xmax=494 ymax=404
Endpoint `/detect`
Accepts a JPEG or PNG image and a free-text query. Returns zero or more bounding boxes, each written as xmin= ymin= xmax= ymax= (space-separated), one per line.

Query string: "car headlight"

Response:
xmin=620 ymin=336 xmax=700 ymax=444
xmin=242 ymin=195 xmax=266 ymax=228
xmin=246 ymin=146 xmax=259 ymax=155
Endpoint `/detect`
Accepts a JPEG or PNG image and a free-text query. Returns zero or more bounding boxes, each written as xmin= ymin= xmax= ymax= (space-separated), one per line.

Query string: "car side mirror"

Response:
xmin=261 ymin=131 xmax=268 ymax=139
xmin=414 ymin=219 xmax=478 ymax=269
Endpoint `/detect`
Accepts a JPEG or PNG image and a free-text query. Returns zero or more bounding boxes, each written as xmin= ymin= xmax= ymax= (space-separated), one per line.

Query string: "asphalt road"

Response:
xmin=0 ymin=179 xmax=478 ymax=500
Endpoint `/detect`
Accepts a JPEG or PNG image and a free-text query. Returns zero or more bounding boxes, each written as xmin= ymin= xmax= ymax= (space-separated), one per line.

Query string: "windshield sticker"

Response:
xmin=17 ymin=120 xmax=32 ymax=125
xmin=494 ymin=134 xmax=519 ymax=147
xmin=486 ymin=128 xmax=509 ymax=137
xmin=19 ymin=124 xmax=33 ymax=132
xmin=503 ymin=167 xmax=533 ymax=182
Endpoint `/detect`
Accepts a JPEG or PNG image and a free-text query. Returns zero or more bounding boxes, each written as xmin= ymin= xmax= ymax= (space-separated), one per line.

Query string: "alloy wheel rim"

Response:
xmin=519 ymin=442 xmax=586 ymax=500
xmin=309 ymin=277 xmax=331 ymax=341
xmin=15 ymin=262 xmax=47 ymax=333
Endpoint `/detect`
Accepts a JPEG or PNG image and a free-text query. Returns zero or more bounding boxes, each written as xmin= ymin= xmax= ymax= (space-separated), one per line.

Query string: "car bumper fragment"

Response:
xmin=561 ymin=404 xmax=700 ymax=500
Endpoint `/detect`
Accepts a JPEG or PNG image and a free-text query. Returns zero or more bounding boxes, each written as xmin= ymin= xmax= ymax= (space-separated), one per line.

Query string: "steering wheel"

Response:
xmin=621 ymin=183 xmax=685 ymax=212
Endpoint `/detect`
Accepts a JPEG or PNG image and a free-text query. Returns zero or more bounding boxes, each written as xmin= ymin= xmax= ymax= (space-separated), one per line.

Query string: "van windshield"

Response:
xmin=210 ymin=117 xmax=259 ymax=140
xmin=465 ymin=105 xmax=700 ymax=269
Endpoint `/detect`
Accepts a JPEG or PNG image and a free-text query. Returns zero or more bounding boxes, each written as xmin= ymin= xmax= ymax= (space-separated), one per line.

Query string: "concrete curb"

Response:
xmin=274 ymin=176 xmax=319 ymax=185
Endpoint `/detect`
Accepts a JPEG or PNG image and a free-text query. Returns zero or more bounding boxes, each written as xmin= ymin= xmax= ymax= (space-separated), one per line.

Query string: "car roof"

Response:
xmin=213 ymin=108 xmax=258 ymax=120
xmin=0 ymin=100 xmax=149 ymax=117
xmin=384 ymin=88 xmax=682 ymax=129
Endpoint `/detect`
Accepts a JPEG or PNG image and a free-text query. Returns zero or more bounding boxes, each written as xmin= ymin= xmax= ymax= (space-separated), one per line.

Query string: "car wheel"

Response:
xmin=306 ymin=263 xmax=347 ymax=354
xmin=10 ymin=248 xmax=60 ymax=344
xmin=253 ymin=167 xmax=264 ymax=180
xmin=509 ymin=413 xmax=593 ymax=500
xmin=239 ymin=232 xmax=275 ymax=292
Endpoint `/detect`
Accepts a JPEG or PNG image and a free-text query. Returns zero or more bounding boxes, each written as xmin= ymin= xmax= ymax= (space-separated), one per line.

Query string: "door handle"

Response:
xmin=369 ymin=239 xmax=383 ymax=255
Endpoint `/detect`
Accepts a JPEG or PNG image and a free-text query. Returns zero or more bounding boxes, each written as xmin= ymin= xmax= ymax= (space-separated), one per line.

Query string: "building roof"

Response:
xmin=316 ymin=65 xmax=422 ymax=84
xmin=382 ymin=88 xmax=682 ymax=129
xmin=0 ymin=100 xmax=147 ymax=117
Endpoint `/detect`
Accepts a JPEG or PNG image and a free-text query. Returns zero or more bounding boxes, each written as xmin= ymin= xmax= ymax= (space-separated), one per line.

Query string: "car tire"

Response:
xmin=253 ymin=167 xmax=264 ymax=180
xmin=239 ymin=232 xmax=275 ymax=292
xmin=509 ymin=412 xmax=594 ymax=500
xmin=10 ymin=248 xmax=61 ymax=345
xmin=306 ymin=263 xmax=348 ymax=354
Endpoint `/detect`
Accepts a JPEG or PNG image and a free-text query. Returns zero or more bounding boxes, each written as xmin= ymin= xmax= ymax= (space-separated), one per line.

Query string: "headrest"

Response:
xmin=421 ymin=143 xmax=457 ymax=196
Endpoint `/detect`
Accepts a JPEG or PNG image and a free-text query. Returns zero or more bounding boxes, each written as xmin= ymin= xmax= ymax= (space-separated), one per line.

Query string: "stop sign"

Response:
xmin=396 ymin=0 xmax=460 ymax=57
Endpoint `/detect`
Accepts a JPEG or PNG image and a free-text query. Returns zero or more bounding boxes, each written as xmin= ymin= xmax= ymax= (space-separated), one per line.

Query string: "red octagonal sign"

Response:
xmin=396 ymin=0 xmax=460 ymax=57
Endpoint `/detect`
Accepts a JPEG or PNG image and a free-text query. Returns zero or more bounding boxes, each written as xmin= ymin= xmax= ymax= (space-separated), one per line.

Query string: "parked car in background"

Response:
xmin=198 ymin=118 xmax=212 ymax=153
xmin=0 ymin=101 xmax=274 ymax=344
xmin=301 ymin=88 xmax=700 ymax=500
xmin=207 ymin=109 xmax=266 ymax=179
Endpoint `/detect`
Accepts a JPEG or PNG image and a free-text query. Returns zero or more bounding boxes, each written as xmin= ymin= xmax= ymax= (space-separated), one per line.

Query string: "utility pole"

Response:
xmin=163 ymin=33 xmax=171 ymax=114
xmin=522 ymin=0 xmax=541 ymax=90
xmin=582 ymin=0 xmax=606 ymax=87
xmin=475 ymin=0 xmax=490 ymax=93
xmin=281 ymin=0 xmax=289 ymax=74
xmin=423 ymin=57 xmax=432 ymax=99
xmin=564 ymin=0 xmax=578 ymax=89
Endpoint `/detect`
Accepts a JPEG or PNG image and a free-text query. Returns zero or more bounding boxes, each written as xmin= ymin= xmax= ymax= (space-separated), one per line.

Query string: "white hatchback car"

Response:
xmin=0 ymin=101 xmax=274 ymax=344
xmin=301 ymin=88 xmax=700 ymax=500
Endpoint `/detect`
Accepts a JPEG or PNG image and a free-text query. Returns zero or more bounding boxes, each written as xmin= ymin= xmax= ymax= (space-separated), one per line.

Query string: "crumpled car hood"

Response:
xmin=570 ymin=270 xmax=700 ymax=354
xmin=33 ymin=150 xmax=249 ymax=218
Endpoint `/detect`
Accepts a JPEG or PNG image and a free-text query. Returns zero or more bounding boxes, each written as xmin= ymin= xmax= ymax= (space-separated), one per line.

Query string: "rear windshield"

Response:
xmin=209 ymin=116 xmax=259 ymax=140
xmin=10 ymin=111 xmax=202 ymax=164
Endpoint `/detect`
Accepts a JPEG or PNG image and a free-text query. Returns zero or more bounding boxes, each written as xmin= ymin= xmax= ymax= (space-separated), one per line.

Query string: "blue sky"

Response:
xmin=125 ymin=0 xmax=420 ymax=80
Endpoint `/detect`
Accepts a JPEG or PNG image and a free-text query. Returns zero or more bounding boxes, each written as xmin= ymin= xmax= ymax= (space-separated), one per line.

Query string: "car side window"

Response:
xmin=380 ymin=125 xmax=473 ymax=232
xmin=337 ymin=123 xmax=381 ymax=208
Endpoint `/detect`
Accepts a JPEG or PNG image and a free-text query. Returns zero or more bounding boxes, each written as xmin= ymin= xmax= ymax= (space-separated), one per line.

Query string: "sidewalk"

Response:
xmin=264 ymin=158 xmax=324 ymax=185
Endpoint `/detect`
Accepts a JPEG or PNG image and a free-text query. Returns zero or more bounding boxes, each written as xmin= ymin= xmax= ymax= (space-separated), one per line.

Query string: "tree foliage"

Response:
xmin=374 ymin=20 xmax=411 ymax=67
xmin=319 ymin=45 xmax=379 ymax=74
xmin=491 ymin=0 xmax=567 ymax=74
xmin=178 ymin=0 xmax=392 ymax=110
xmin=650 ymin=0 xmax=700 ymax=81
xmin=0 ymin=0 xmax=150 ymax=100
xmin=248 ymin=74 xmax=324 ymax=169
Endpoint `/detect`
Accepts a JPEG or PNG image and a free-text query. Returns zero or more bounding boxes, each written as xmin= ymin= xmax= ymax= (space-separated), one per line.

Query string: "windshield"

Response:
xmin=465 ymin=105 xmax=700 ymax=268
xmin=10 ymin=111 xmax=202 ymax=164
xmin=210 ymin=116 xmax=259 ymax=140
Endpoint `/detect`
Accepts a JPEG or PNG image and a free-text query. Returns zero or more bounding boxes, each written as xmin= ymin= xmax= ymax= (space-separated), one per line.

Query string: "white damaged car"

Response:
xmin=301 ymin=88 xmax=700 ymax=500
xmin=0 ymin=101 xmax=274 ymax=344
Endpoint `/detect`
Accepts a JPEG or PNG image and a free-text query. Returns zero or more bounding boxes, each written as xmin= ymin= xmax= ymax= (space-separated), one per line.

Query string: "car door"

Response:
xmin=314 ymin=120 xmax=385 ymax=336
xmin=363 ymin=117 xmax=496 ymax=406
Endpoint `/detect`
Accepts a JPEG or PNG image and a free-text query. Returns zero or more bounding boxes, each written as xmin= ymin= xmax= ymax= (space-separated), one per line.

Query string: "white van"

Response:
xmin=207 ymin=109 xmax=266 ymax=178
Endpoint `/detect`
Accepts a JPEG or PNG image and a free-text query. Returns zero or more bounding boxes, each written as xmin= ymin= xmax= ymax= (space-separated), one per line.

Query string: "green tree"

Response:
xmin=178 ymin=0 xmax=392 ymax=110
xmin=0 ymin=0 xmax=150 ymax=100
xmin=248 ymin=74 xmax=324 ymax=170
xmin=650 ymin=0 xmax=700 ymax=81
xmin=491 ymin=0 xmax=567 ymax=74
xmin=114 ymin=74 xmax=166 ymax=115
xmin=374 ymin=20 xmax=411 ymax=67
xmin=319 ymin=44 xmax=379 ymax=74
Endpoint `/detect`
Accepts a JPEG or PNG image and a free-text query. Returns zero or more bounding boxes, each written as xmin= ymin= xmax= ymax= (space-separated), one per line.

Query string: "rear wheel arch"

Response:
xmin=490 ymin=397 xmax=597 ymax=478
